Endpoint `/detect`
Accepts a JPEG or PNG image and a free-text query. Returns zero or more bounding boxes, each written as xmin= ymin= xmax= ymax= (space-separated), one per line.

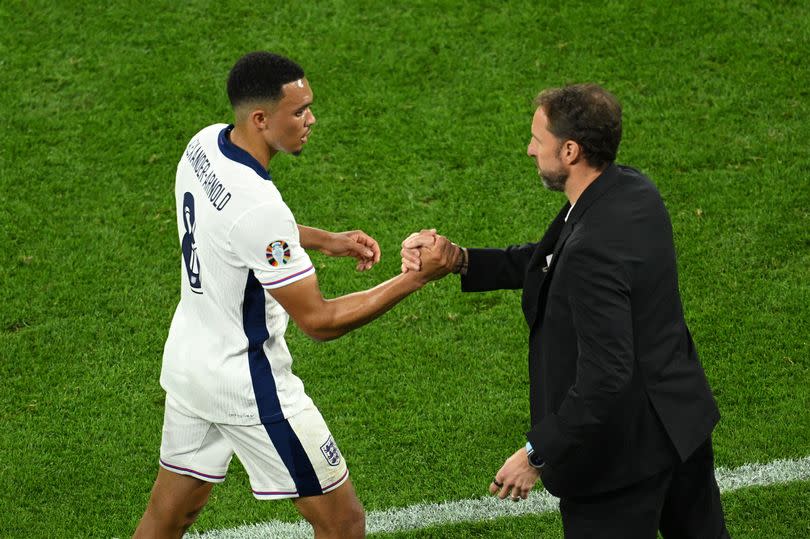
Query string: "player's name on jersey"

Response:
xmin=185 ymin=138 xmax=232 ymax=211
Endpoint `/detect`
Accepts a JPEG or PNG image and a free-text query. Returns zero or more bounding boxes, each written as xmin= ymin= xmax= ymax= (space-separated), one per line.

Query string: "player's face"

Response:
xmin=262 ymin=78 xmax=316 ymax=156
xmin=527 ymin=107 xmax=568 ymax=192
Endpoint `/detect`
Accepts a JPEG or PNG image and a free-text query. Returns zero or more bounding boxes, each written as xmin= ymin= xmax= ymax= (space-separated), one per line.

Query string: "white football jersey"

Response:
xmin=161 ymin=123 xmax=316 ymax=425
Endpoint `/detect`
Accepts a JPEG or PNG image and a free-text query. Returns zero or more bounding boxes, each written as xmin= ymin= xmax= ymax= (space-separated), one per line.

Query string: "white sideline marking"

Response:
xmin=189 ymin=456 xmax=810 ymax=538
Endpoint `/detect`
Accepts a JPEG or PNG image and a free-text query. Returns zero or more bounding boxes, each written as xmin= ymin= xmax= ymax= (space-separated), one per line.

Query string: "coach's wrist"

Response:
xmin=526 ymin=441 xmax=545 ymax=470
xmin=451 ymin=245 xmax=468 ymax=275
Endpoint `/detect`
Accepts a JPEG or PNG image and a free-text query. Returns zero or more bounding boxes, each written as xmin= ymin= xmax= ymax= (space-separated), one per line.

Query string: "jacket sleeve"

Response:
xmin=460 ymin=244 xmax=537 ymax=291
xmin=527 ymin=237 xmax=636 ymax=466
xmin=461 ymin=203 xmax=570 ymax=292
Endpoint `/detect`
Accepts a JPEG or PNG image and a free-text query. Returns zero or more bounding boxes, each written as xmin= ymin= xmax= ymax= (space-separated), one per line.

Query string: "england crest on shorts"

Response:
xmin=320 ymin=436 xmax=341 ymax=467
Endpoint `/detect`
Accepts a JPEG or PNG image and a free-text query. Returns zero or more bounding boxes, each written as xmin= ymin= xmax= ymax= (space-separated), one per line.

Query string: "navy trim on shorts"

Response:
xmin=263 ymin=419 xmax=323 ymax=497
xmin=323 ymin=468 xmax=349 ymax=492
xmin=160 ymin=459 xmax=226 ymax=480
xmin=243 ymin=270 xmax=284 ymax=423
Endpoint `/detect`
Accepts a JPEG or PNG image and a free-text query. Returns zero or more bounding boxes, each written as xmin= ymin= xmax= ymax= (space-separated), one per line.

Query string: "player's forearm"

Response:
xmin=297 ymin=225 xmax=331 ymax=251
xmin=306 ymin=271 xmax=426 ymax=341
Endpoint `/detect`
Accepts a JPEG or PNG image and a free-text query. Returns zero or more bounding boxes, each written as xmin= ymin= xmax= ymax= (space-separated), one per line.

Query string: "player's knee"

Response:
xmin=148 ymin=494 xmax=207 ymax=534
xmin=181 ymin=503 xmax=206 ymax=528
xmin=349 ymin=501 xmax=366 ymax=531
xmin=335 ymin=500 xmax=365 ymax=537
xmin=315 ymin=500 xmax=365 ymax=538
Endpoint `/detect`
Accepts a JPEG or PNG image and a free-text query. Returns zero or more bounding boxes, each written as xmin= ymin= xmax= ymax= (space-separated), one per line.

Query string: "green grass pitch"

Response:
xmin=1 ymin=0 xmax=808 ymax=537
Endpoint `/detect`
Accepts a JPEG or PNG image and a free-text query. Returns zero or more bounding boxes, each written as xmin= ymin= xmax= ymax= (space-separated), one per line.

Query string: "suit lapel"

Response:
xmin=522 ymin=203 xmax=569 ymax=328
xmin=532 ymin=219 xmax=574 ymax=323
xmin=551 ymin=219 xmax=575 ymax=263
xmin=528 ymin=202 xmax=570 ymax=270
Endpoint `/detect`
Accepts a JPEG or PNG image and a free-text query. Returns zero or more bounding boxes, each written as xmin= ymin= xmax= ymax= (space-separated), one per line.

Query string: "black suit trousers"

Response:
xmin=559 ymin=438 xmax=729 ymax=539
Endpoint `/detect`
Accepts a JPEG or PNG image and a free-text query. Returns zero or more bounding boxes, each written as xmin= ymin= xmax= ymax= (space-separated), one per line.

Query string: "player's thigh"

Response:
xmin=159 ymin=394 xmax=234 ymax=483
xmin=218 ymin=404 xmax=349 ymax=500
xmin=153 ymin=394 xmax=234 ymax=515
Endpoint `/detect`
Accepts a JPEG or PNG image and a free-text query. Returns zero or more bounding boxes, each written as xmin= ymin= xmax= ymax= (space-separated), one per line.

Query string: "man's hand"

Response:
xmin=400 ymin=230 xmax=459 ymax=282
xmin=400 ymin=229 xmax=436 ymax=273
xmin=418 ymin=234 xmax=460 ymax=282
xmin=319 ymin=230 xmax=381 ymax=271
xmin=489 ymin=447 xmax=541 ymax=501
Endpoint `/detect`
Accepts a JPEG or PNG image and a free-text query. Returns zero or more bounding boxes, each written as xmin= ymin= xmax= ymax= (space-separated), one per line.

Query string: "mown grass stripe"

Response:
xmin=188 ymin=455 xmax=810 ymax=538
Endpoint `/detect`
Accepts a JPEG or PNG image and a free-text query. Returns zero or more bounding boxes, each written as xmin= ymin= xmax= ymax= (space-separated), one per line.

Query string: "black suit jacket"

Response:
xmin=462 ymin=164 xmax=719 ymax=498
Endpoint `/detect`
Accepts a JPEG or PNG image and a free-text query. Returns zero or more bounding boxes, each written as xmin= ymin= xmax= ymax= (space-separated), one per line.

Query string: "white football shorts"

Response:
xmin=159 ymin=394 xmax=349 ymax=499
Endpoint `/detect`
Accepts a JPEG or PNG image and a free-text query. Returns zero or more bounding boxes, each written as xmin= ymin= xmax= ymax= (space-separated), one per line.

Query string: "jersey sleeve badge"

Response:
xmin=266 ymin=240 xmax=291 ymax=267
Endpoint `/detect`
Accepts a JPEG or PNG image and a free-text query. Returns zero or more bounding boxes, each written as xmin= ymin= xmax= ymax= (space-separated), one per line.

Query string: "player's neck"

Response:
xmin=229 ymin=124 xmax=277 ymax=170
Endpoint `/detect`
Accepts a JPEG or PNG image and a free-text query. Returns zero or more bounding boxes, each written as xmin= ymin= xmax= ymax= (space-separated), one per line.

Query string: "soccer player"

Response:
xmin=134 ymin=51 xmax=448 ymax=539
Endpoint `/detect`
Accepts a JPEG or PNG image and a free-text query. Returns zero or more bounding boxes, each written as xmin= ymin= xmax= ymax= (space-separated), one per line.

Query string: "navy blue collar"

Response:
xmin=218 ymin=124 xmax=272 ymax=181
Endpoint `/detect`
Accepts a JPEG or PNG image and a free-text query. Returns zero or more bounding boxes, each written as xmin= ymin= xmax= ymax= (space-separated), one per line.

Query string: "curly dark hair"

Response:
xmin=227 ymin=51 xmax=305 ymax=108
xmin=534 ymin=84 xmax=622 ymax=168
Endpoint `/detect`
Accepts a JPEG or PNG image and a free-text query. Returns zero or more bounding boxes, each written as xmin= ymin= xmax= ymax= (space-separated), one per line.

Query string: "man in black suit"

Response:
xmin=402 ymin=84 xmax=729 ymax=538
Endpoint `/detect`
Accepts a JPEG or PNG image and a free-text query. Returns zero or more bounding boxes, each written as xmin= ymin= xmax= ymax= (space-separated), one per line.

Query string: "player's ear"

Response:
xmin=249 ymin=108 xmax=267 ymax=130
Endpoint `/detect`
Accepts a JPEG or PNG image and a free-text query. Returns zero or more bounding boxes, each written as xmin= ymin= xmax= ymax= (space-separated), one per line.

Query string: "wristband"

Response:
xmin=452 ymin=245 xmax=469 ymax=275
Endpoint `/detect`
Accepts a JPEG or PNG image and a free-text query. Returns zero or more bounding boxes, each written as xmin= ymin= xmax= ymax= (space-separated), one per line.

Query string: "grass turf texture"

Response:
xmin=1 ymin=0 xmax=808 ymax=536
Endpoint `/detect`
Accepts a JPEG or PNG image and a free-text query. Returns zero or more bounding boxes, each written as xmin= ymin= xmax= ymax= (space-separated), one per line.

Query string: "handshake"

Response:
xmin=399 ymin=229 xmax=465 ymax=283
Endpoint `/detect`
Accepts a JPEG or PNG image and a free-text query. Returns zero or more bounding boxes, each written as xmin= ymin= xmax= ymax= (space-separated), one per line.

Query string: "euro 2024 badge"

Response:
xmin=320 ymin=436 xmax=341 ymax=467
xmin=266 ymin=240 xmax=291 ymax=267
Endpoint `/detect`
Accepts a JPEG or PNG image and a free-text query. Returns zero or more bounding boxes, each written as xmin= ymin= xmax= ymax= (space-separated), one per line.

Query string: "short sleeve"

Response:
xmin=229 ymin=202 xmax=315 ymax=289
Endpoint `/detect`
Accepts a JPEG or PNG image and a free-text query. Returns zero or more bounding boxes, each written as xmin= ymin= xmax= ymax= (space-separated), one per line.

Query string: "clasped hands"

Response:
xmin=312 ymin=228 xmax=458 ymax=281
xmin=400 ymin=229 xmax=461 ymax=282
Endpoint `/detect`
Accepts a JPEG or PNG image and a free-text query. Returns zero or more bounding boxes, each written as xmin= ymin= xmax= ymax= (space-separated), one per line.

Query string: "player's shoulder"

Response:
xmin=229 ymin=184 xmax=295 ymax=236
xmin=179 ymin=123 xmax=228 ymax=168
xmin=240 ymin=184 xmax=289 ymax=214
xmin=182 ymin=123 xmax=228 ymax=151
xmin=195 ymin=123 xmax=229 ymax=142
